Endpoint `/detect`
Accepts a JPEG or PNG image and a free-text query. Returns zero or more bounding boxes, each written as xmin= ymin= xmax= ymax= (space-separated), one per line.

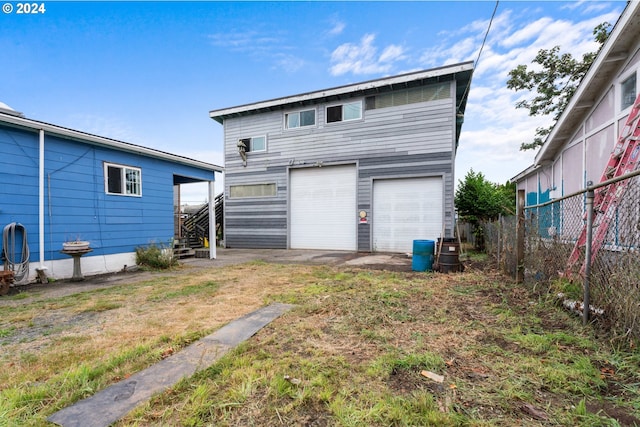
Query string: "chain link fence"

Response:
xmin=482 ymin=216 xmax=518 ymax=277
xmin=481 ymin=171 xmax=640 ymax=343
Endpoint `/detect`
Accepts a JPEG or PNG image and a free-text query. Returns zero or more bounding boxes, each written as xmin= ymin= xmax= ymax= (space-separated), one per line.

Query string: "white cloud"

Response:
xmin=562 ymin=1 xmax=613 ymax=14
xmin=379 ymin=44 xmax=406 ymax=63
xmin=67 ymin=113 xmax=138 ymax=143
xmin=328 ymin=20 xmax=346 ymax=36
xmin=329 ymin=33 xmax=405 ymax=76
xmin=273 ymin=53 xmax=306 ymax=73
xmin=208 ymin=28 xmax=308 ymax=74
xmin=208 ymin=31 xmax=281 ymax=52
xmin=500 ymin=17 xmax=554 ymax=48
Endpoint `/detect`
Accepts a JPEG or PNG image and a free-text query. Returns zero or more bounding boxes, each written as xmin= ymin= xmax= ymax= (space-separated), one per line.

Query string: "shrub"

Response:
xmin=135 ymin=243 xmax=177 ymax=269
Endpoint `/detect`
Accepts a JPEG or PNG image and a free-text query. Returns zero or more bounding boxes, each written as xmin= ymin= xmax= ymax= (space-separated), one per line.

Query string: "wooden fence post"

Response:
xmin=516 ymin=190 xmax=525 ymax=283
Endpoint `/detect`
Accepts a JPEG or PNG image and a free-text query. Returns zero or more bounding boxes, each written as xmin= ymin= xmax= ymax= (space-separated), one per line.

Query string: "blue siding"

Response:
xmin=0 ymin=123 xmax=215 ymax=264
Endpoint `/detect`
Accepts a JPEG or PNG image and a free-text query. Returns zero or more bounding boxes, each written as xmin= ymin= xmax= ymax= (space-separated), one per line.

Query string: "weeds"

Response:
xmin=1 ymin=263 xmax=639 ymax=426
xmin=135 ymin=243 xmax=177 ymax=269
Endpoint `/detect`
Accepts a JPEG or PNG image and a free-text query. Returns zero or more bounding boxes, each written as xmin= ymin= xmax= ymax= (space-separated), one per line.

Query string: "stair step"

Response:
xmin=176 ymin=250 xmax=196 ymax=259
xmin=195 ymin=248 xmax=210 ymax=258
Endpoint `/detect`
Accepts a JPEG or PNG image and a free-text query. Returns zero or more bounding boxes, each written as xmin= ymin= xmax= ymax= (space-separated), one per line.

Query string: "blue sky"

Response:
xmin=1 ymin=1 xmax=626 ymax=204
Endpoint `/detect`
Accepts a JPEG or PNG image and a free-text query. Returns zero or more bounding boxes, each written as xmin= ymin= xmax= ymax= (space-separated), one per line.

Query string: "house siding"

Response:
xmin=0 ymin=122 xmax=216 ymax=278
xmin=514 ymin=8 xmax=640 ymax=204
xmin=222 ymin=84 xmax=458 ymax=250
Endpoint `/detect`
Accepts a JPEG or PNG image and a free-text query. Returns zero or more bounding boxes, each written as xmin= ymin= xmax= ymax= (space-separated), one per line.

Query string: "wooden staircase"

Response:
xmin=175 ymin=193 xmax=224 ymax=259
xmin=173 ymin=237 xmax=196 ymax=259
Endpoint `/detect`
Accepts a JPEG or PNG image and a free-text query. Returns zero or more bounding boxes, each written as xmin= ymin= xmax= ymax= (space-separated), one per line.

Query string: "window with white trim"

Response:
xmin=239 ymin=135 xmax=266 ymax=153
xmin=621 ymin=73 xmax=637 ymax=110
xmin=104 ymin=163 xmax=142 ymax=196
xmin=326 ymin=101 xmax=362 ymax=123
xmin=285 ymin=109 xmax=315 ymax=129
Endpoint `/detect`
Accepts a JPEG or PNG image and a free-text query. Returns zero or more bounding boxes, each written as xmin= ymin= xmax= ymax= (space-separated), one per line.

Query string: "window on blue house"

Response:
xmin=105 ymin=163 xmax=142 ymax=196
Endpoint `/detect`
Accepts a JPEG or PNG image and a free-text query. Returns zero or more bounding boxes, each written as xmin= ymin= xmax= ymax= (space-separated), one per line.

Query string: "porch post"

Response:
xmin=208 ymin=181 xmax=216 ymax=259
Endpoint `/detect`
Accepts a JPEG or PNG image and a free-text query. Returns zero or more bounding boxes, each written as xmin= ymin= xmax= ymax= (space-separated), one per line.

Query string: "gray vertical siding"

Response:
xmin=223 ymin=85 xmax=457 ymax=250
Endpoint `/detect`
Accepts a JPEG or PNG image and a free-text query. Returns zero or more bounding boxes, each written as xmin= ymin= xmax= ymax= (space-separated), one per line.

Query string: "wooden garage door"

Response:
xmin=373 ymin=177 xmax=443 ymax=253
xmin=290 ymin=165 xmax=357 ymax=250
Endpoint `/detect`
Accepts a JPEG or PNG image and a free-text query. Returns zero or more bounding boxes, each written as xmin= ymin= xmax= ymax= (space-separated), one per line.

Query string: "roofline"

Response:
xmin=0 ymin=112 xmax=224 ymax=173
xmin=510 ymin=164 xmax=540 ymax=183
xmin=534 ymin=0 xmax=638 ymax=166
xmin=209 ymin=61 xmax=474 ymax=123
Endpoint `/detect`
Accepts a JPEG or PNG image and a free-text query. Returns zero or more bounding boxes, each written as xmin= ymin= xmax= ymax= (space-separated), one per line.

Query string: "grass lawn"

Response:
xmin=1 ymin=259 xmax=639 ymax=426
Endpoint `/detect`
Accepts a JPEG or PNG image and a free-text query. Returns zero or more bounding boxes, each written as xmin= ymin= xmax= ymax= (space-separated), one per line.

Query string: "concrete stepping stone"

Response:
xmin=48 ymin=302 xmax=294 ymax=427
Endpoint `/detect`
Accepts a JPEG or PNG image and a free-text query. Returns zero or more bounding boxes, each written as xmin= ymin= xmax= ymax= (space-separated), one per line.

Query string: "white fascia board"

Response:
xmin=0 ymin=113 xmax=224 ymax=173
xmin=534 ymin=1 xmax=639 ymax=166
xmin=209 ymin=62 xmax=474 ymax=122
xmin=510 ymin=164 xmax=539 ymax=184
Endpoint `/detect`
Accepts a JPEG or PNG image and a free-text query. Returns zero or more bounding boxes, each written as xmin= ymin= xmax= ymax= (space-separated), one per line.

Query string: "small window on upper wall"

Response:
xmin=326 ymin=101 xmax=362 ymax=123
xmin=229 ymin=183 xmax=276 ymax=198
xmin=104 ymin=163 xmax=142 ymax=196
xmin=621 ymin=73 xmax=637 ymax=110
xmin=239 ymin=136 xmax=266 ymax=152
xmin=285 ymin=109 xmax=315 ymax=129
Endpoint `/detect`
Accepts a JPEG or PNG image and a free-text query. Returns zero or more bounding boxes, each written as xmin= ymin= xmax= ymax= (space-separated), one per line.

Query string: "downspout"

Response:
xmin=38 ymin=129 xmax=47 ymax=279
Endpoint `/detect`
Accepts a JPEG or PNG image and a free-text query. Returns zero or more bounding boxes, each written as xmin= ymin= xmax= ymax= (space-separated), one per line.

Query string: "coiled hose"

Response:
xmin=2 ymin=222 xmax=30 ymax=282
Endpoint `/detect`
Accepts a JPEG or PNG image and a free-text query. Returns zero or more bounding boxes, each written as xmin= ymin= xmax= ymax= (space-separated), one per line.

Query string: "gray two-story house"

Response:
xmin=210 ymin=62 xmax=473 ymax=253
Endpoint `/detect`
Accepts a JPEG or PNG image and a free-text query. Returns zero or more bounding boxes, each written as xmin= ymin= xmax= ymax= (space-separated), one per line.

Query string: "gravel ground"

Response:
xmin=0 ymin=248 xmax=414 ymax=303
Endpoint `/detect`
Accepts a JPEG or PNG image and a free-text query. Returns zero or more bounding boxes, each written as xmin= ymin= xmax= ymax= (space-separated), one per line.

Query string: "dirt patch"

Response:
xmin=3 ymin=253 xmax=639 ymax=426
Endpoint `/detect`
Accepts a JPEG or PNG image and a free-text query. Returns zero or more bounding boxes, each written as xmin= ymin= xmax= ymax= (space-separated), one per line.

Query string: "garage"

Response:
xmin=290 ymin=165 xmax=357 ymax=250
xmin=372 ymin=177 xmax=443 ymax=253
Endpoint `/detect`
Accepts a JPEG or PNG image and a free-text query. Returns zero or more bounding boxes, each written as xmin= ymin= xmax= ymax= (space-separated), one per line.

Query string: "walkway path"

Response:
xmin=47 ymin=302 xmax=294 ymax=427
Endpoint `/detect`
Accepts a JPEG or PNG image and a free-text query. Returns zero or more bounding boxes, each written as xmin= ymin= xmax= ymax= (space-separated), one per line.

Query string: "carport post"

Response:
xmin=208 ymin=181 xmax=216 ymax=259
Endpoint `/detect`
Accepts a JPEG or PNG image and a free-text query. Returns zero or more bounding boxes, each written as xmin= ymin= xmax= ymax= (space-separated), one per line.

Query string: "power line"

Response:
xmin=458 ymin=0 xmax=499 ymax=111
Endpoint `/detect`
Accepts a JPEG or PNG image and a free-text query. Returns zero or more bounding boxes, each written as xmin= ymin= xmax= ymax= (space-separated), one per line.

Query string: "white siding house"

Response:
xmin=512 ymin=2 xmax=640 ymax=205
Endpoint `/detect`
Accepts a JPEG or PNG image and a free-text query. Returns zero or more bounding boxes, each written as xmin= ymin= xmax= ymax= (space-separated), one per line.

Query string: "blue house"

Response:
xmin=0 ymin=104 xmax=223 ymax=283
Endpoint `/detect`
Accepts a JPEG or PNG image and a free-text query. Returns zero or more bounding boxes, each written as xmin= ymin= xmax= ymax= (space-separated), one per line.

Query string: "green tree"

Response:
xmin=455 ymin=169 xmax=514 ymax=223
xmin=507 ymin=22 xmax=611 ymax=151
xmin=455 ymin=170 xmax=515 ymax=249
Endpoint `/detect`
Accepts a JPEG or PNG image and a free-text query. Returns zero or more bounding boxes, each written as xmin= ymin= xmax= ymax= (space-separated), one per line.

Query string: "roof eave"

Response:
xmin=209 ymin=62 xmax=474 ymax=123
xmin=0 ymin=113 xmax=224 ymax=173
xmin=534 ymin=1 xmax=640 ymax=166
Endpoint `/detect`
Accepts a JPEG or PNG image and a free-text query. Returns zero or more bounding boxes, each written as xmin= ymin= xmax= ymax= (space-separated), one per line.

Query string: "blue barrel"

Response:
xmin=412 ymin=240 xmax=435 ymax=272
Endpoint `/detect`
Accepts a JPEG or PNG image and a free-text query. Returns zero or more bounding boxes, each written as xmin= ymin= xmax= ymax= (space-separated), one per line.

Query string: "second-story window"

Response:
xmin=327 ymin=101 xmax=362 ymax=123
xmin=285 ymin=109 xmax=315 ymax=129
xmin=239 ymin=136 xmax=266 ymax=152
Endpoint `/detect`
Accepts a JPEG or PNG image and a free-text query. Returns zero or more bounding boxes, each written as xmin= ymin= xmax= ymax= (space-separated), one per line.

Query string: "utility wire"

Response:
xmin=458 ymin=0 xmax=499 ymax=111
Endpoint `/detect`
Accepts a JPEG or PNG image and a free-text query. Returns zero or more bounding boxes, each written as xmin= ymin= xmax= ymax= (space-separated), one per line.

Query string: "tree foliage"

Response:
xmin=455 ymin=169 xmax=515 ymax=224
xmin=507 ymin=22 xmax=611 ymax=151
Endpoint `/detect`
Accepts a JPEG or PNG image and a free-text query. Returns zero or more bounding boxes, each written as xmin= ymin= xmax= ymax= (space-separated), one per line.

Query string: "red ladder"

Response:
xmin=565 ymin=93 xmax=640 ymax=277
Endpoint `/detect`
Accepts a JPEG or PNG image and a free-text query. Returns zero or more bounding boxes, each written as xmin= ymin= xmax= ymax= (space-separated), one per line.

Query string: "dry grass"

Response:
xmin=1 ymin=260 xmax=639 ymax=426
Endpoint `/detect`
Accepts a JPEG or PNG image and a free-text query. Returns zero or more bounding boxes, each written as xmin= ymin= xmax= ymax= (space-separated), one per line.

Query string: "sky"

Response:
xmin=1 ymin=0 xmax=627 ymax=205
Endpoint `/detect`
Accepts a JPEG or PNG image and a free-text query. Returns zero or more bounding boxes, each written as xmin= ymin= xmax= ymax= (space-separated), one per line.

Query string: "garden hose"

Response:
xmin=2 ymin=222 xmax=30 ymax=282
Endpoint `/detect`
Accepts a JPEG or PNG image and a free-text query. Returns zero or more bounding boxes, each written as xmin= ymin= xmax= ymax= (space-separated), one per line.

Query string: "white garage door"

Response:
xmin=373 ymin=177 xmax=443 ymax=253
xmin=290 ymin=165 xmax=357 ymax=250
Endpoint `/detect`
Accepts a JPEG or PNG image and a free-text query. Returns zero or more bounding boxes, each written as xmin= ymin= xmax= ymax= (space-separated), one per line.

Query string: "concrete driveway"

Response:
xmin=183 ymin=248 xmax=412 ymax=269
